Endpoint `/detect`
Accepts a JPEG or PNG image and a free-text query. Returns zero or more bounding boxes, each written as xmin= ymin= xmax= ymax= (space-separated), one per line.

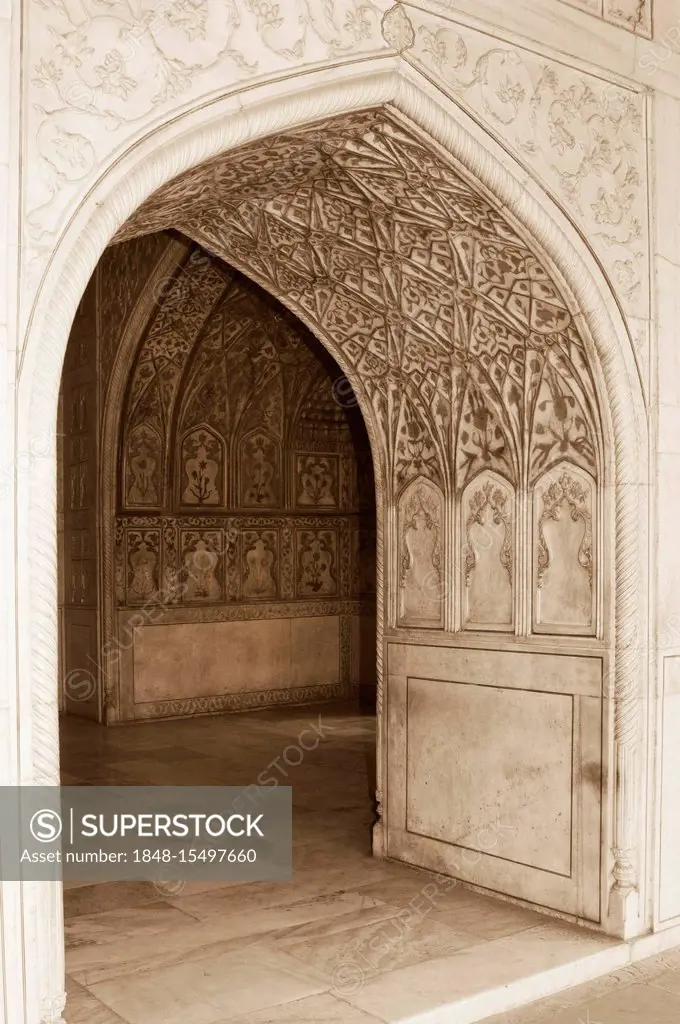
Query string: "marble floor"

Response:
xmin=60 ymin=702 xmax=629 ymax=1024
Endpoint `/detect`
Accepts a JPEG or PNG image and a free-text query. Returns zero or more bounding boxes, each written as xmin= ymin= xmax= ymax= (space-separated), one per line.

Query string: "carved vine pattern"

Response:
xmin=536 ymin=471 xmax=593 ymax=588
xmin=464 ymin=479 xmax=513 ymax=586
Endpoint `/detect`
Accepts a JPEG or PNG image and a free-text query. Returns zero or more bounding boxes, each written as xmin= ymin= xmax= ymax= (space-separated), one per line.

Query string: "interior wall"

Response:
xmin=60 ymin=241 xmax=377 ymax=723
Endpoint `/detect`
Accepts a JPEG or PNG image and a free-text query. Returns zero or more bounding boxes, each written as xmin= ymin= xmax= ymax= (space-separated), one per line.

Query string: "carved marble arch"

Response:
xmin=398 ymin=477 xmax=445 ymax=630
xmin=460 ymin=470 xmax=515 ymax=632
xmin=532 ymin=460 xmax=597 ymax=636
xmin=177 ymin=424 xmax=225 ymax=508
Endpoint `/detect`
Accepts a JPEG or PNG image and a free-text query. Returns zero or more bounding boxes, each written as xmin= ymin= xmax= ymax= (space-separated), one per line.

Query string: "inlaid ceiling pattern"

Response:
xmin=118 ymin=110 xmax=604 ymax=636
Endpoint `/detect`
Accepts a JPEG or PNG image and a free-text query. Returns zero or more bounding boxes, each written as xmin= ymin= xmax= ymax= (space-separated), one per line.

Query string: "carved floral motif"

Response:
xmin=464 ymin=479 xmax=513 ymax=587
xmin=126 ymin=530 xmax=160 ymax=602
xmin=398 ymin=4 xmax=648 ymax=323
xmin=536 ymin=470 xmax=593 ymax=589
xmin=296 ymin=529 xmax=338 ymax=596
xmin=180 ymin=428 xmax=223 ymax=506
xmin=126 ymin=423 xmax=162 ymax=506
xmin=181 ymin=530 xmax=223 ymax=601
xmin=296 ymin=455 xmax=338 ymax=507
xmin=242 ymin=530 xmax=278 ymax=599
xmin=240 ymin=432 xmax=278 ymax=507
xmin=398 ymin=480 xmax=444 ymax=627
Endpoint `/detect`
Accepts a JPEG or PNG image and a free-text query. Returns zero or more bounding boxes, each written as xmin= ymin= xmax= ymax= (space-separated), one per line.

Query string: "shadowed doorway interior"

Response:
xmin=58 ymin=237 xmax=378 ymax=726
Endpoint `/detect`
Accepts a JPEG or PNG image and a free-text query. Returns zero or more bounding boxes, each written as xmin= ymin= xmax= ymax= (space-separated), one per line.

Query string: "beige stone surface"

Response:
xmin=61 ymin=705 xmax=617 ymax=1024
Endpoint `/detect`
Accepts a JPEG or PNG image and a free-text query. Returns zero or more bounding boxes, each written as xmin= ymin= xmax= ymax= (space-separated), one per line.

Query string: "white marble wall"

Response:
xmin=2 ymin=0 xmax=680 ymax=1019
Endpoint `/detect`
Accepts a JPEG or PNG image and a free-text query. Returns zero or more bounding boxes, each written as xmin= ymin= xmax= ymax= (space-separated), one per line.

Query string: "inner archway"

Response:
xmin=59 ymin=237 xmax=377 ymax=726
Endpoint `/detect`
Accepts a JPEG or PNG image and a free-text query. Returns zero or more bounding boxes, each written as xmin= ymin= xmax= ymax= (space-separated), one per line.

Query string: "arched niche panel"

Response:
xmin=461 ymin=471 xmax=515 ymax=632
xmin=124 ymin=423 xmax=163 ymax=508
xmin=532 ymin=461 xmax=596 ymax=635
xmin=178 ymin=425 xmax=224 ymax=507
xmin=398 ymin=477 xmax=445 ymax=629
xmin=239 ymin=430 xmax=280 ymax=509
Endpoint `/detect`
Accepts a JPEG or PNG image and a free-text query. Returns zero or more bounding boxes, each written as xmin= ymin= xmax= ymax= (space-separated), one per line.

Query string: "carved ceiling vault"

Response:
xmin=116 ymin=109 xmax=602 ymax=502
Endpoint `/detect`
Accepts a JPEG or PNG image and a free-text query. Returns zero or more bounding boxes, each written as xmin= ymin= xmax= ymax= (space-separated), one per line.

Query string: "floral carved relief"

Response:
xmin=296 ymin=529 xmax=338 ymax=596
xmin=181 ymin=530 xmax=223 ymax=602
xmin=296 ymin=455 xmax=338 ymax=507
xmin=180 ymin=428 xmax=223 ymax=506
xmin=242 ymin=530 xmax=278 ymax=599
xmin=113 ymin=259 xmax=370 ymax=628
xmin=534 ymin=464 xmax=595 ymax=633
xmin=126 ymin=423 xmax=162 ymax=506
xmin=23 ymin=0 xmax=392 ymax=287
xmin=126 ymin=530 xmax=160 ymax=603
xmin=398 ymin=479 xmax=444 ymax=628
xmin=462 ymin=473 xmax=514 ymax=630
xmin=557 ymin=0 xmax=653 ymax=35
xmin=240 ymin=432 xmax=279 ymax=507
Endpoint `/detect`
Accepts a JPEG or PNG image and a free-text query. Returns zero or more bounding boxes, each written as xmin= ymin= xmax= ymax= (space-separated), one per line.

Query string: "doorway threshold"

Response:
xmin=343 ymin=916 xmax=680 ymax=1024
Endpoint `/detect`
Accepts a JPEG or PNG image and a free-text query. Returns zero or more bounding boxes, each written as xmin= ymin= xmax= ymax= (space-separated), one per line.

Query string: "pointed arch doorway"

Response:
xmin=58 ymin=107 xmax=614 ymax=926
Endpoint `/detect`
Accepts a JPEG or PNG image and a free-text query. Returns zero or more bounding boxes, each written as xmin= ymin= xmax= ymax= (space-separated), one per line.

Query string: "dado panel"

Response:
xmin=387 ymin=643 xmax=603 ymax=921
xmin=118 ymin=610 xmax=351 ymax=720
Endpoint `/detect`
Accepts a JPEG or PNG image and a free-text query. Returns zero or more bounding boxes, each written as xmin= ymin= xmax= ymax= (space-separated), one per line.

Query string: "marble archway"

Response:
xmin=111 ymin=107 xmax=610 ymax=927
xmin=14 ymin=70 xmax=647 ymax=1023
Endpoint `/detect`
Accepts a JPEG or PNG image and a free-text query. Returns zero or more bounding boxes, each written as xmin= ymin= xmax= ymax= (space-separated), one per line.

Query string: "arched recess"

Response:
xmin=13 ymin=66 xmax=648 ymax=1023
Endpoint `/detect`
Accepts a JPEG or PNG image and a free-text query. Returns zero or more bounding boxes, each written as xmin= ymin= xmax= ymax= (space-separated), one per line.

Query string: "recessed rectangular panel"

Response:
xmin=132 ymin=619 xmax=291 ymax=701
xmin=406 ymin=677 xmax=573 ymax=876
xmin=387 ymin=643 xmax=603 ymax=921
xmin=290 ymin=616 xmax=339 ymax=686
xmin=389 ymin=643 xmax=602 ymax=696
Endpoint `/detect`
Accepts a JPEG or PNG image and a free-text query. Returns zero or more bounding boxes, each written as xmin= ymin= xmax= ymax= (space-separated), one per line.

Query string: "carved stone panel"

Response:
xmin=180 ymin=427 xmax=224 ymax=507
xmin=398 ymin=478 xmax=444 ymax=629
xmin=125 ymin=423 xmax=162 ymax=506
xmin=462 ymin=473 xmax=514 ymax=631
xmin=240 ymin=432 xmax=279 ymax=508
xmin=242 ymin=530 xmax=278 ymax=600
xmin=533 ymin=463 xmax=595 ymax=635
xmin=181 ymin=530 xmax=223 ymax=602
xmin=296 ymin=529 xmax=338 ymax=597
xmin=126 ymin=530 xmax=160 ymax=604
xmin=296 ymin=454 xmax=338 ymax=508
